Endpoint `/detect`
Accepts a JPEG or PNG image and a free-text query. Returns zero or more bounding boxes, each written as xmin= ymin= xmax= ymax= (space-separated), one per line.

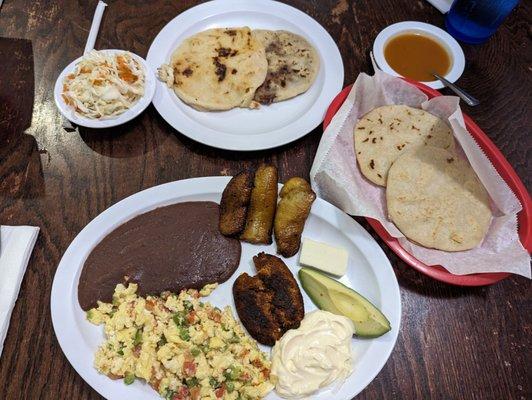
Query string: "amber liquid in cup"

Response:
xmin=384 ymin=33 xmax=451 ymax=82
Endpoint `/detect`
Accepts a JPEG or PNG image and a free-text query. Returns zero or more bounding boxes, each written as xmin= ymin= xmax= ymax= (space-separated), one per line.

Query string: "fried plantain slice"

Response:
xmin=219 ymin=170 xmax=254 ymax=236
xmin=233 ymin=252 xmax=304 ymax=345
xmin=274 ymin=177 xmax=316 ymax=257
xmin=240 ymin=165 xmax=278 ymax=244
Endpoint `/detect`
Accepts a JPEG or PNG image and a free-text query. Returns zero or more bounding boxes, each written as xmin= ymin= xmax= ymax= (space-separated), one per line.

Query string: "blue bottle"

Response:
xmin=445 ymin=0 xmax=520 ymax=44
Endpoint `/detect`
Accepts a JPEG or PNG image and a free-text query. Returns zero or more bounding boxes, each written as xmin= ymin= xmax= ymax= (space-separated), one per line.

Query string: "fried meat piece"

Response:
xmin=233 ymin=252 xmax=304 ymax=345
xmin=274 ymin=177 xmax=316 ymax=257
xmin=219 ymin=170 xmax=254 ymax=236
xmin=240 ymin=165 xmax=278 ymax=244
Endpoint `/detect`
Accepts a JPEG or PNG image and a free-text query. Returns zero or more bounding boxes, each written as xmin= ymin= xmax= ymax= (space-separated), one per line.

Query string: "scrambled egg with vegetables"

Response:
xmin=87 ymin=283 xmax=273 ymax=399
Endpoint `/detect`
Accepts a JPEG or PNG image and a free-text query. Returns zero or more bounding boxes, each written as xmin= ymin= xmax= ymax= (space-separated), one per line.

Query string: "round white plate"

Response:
xmin=54 ymin=49 xmax=156 ymax=128
xmin=373 ymin=21 xmax=465 ymax=89
xmin=146 ymin=0 xmax=344 ymax=151
xmin=51 ymin=177 xmax=401 ymax=400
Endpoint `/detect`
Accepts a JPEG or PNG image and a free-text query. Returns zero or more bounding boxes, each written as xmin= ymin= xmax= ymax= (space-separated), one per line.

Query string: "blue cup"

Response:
xmin=445 ymin=0 xmax=519 ymax=44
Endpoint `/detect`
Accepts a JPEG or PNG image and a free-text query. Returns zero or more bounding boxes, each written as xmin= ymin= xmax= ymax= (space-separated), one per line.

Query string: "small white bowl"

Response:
xmin=373 ymin=21 xmax=465 ymax=90
xmin=54 ymin=49 xmax=156 ymax=129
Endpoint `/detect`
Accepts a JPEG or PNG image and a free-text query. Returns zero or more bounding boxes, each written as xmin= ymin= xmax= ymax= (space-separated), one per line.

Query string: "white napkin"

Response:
xmin=0 ymin=225 xmax=39 ymax=357
xmin=425 ymin=0 xmax=453 ymax=13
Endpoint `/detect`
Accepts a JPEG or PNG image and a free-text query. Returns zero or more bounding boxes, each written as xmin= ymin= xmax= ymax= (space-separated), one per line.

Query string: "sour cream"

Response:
xmin=270 ymin=310 xmax=355 ymax=398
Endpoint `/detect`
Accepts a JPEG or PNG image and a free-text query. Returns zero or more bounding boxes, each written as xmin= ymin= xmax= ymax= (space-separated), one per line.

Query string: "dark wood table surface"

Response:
xmin=0 ymin=0 xmax=530 ymax=399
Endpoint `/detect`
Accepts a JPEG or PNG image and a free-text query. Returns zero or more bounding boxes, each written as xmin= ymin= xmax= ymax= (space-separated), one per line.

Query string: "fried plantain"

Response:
xmin=240 ymin=165 xmax=278 ymax=244
xmin=219 ymin=170 xmax=254 ymax=236
xmin=233 ymin=252 xmax=304 ymax=345
xmin=274 ymin=177 xmax=316 ymax=257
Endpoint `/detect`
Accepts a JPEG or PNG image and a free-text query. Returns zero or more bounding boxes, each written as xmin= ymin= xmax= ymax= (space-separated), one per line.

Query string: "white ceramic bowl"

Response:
xmin=54 ymin=49 xmax=156 ymax=128
xmin=373 ymin=21 xmax=465 ymax=90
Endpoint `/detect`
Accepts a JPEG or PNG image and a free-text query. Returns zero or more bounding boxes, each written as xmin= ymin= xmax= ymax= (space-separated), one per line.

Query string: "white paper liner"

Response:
xmin=310 ymin=71 xmax=530 ymax=278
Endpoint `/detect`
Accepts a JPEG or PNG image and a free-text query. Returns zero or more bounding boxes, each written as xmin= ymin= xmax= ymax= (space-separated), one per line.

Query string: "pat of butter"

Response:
xmin=299 ymin=238 xmax=348 ymax=276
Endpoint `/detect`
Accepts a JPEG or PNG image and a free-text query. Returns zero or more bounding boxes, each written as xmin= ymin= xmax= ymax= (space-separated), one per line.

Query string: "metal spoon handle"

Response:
xmin=369 ymin=51 xmax=380 ymax=73
xmin=432 ymin=73 xmax=480 ymax=107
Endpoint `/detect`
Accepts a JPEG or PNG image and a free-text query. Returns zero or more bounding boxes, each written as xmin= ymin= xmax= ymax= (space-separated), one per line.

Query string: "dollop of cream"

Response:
xmin=271 ymin=310 xmax=355 ymax=398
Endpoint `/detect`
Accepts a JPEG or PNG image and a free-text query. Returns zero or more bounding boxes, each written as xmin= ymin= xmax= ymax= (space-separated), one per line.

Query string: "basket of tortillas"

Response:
xmin=311 ymin=71 xmax=531 ymax=282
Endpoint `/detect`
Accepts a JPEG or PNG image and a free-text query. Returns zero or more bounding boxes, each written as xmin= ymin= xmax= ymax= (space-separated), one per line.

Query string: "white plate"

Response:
xmin=146 ymin=0 xmax=344 ymax=151
xmin=51 ymin=177 xmax=401 ymax=400
xmin=54 ymin=49 xmax=156 ymax=128
xmin=373 ymin=21 xmax=465 ymax=89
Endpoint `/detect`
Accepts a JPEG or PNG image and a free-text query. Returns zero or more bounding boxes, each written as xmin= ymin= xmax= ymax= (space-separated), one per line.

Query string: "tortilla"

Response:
xmin=354 ymin=105 xmax=455 ymax=186
xmin=158 ymin=27 xmax=268 ymax=111
xmin=386 ymin=146 xmax=492 ymax=251
xmin=252 ymin=30 xmax=319 ymax=104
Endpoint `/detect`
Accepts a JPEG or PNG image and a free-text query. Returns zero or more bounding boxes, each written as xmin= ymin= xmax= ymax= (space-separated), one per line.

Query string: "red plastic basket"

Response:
xmin=323 ymin=80 xmax=532 ymax=286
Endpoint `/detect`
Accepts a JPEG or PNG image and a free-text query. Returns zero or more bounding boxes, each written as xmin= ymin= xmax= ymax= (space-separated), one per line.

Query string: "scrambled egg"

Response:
xmin=87 ymin=283 xmax=273 ymax=399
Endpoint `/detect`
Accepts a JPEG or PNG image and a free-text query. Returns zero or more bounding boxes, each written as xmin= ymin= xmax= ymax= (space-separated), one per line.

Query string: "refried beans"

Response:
xmin=78 ymin=201 xmax=241 ymax=310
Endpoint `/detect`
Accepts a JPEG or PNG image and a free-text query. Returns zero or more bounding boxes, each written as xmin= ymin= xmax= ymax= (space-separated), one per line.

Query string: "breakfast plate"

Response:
xmin=54 ymin=49 xmax=156 ymax=128
xmin=146 ymin=0 xmax=344 ymax=151
xmin=324 ymin=81 xmax=532 ymax=286
xmin=51 ymin=176 xmax=401 ymax=400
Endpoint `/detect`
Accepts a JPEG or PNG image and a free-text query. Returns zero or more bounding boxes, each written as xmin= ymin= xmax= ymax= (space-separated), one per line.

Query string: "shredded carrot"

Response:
xmin=61 ymin=94 xmax=73 ymax=106
xmin=116 ymin=55 xmax=138 ymax=83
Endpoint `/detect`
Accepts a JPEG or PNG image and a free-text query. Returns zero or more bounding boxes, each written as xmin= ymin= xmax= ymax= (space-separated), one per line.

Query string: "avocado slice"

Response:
xmin=298 ymin=267 xmax=391 ymax=338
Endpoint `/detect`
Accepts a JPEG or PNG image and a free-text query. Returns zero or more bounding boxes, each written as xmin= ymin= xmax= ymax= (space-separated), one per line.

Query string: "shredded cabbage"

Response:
xmin=62 ymin=50 xmax=145 ymax=119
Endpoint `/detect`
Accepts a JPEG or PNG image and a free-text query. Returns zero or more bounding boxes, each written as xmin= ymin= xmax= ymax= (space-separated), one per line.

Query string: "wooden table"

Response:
xmin=0 ymin=1 xmax=530 ymax=399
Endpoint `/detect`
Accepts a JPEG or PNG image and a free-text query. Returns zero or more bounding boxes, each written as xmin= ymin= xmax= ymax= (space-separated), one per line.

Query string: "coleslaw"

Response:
xmin=61 ymin=50 xmax=145 ymax=119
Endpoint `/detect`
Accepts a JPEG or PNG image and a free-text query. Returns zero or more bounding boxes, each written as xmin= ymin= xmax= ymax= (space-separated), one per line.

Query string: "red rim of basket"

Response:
xmin=323 ymin=79 xmax=532 ymax=286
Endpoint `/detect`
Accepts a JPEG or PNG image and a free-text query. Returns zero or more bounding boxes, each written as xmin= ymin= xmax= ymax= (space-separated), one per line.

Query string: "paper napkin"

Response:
xmin=0 ymin=225 xmax=39 ymax=357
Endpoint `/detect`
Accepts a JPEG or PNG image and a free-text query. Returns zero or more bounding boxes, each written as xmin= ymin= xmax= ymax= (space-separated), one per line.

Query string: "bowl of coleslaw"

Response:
xmin=54 ymin=49 xmax=156 ymax=128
